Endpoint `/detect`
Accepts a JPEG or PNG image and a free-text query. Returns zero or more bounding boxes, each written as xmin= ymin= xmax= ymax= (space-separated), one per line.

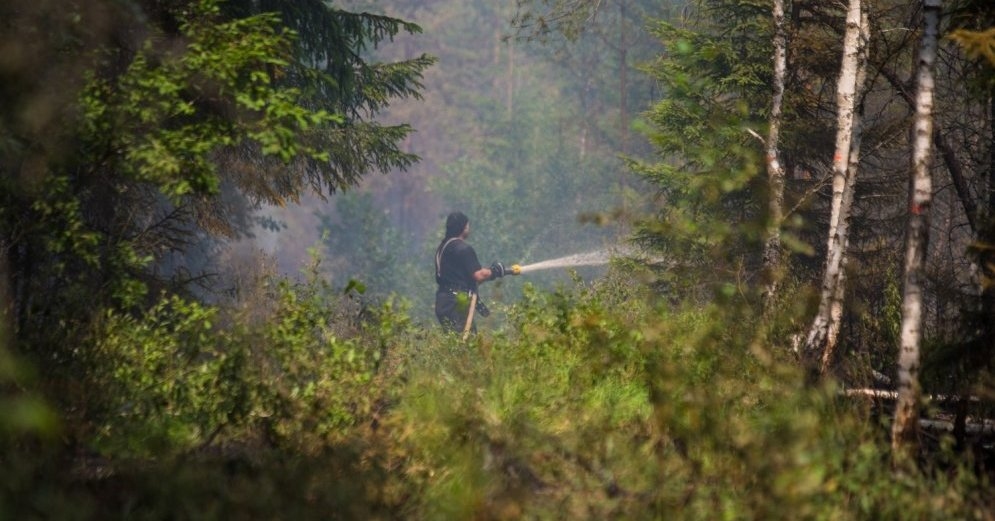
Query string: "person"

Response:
xmin=434 ymin=211 xmax=507 ymax=333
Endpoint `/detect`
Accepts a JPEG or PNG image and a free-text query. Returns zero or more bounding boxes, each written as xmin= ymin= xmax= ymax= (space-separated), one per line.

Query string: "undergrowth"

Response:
xmin=1 ymin=269 xmax=992 ymax=520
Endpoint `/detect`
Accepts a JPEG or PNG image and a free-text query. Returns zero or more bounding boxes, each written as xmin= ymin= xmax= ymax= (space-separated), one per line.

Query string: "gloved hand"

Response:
xmin=475 ymin=298 xmax=490 ymax=317
xmin=489 ymin=261 xmax=506 ymax=280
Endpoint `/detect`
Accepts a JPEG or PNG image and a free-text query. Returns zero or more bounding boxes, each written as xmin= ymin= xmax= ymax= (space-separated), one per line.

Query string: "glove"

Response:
xmin=475 ymin=298 xmax=490 ymax=317
xmin=489 ymin=261 xmax=506 ymax=280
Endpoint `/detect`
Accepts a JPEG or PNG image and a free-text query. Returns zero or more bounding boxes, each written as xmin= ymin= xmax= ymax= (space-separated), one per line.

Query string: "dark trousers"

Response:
xmin=435 ymin=290 xmax=473 ymax=334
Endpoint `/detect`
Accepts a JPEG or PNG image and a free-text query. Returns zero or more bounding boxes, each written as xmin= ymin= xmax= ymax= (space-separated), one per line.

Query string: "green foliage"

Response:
xmin=950 ymin=28 xmax=995 ymax=68
xmin=511 ymin=0 xmax=606 ymax=42
xmin=250 ymin=276 xmax=378 ymax=443
xmin=4 ymin=0 xmax=361 ymax=339
xmin=2 ymin=262 xmax=992 ymax=519
xmin=2 ymin=0 xmax=435 ymax=480
xmin=394 ymin=281 xmax=652 ymax=518
xmin=81 ymin=0 xmax=341 ymax=201
xmin=223 ymin=0 xmax=437 ymax=191
xmin=0 ymin=342 xmax=58 ymax=439
xmin=628 ymin=9 xmax=768 ymax=300
xmin=28 ymin=175 xmax=102 ymax=270
xmin=90 ymin=296 xmax=229 ymax=456
xmin=0 ymin=268 xmax=410 ymax=519
xmin=386 ymin=279 xmax=992 ymax=519
xmin=3 ymin=0 xmax=435 ymax=341
xmin=948 ymin=26 xmax=995 ymax=95
xmin=88 ymin=274 xmax=383 ymax=458
xmin=3 ymin=1 xmax=995 ymax=519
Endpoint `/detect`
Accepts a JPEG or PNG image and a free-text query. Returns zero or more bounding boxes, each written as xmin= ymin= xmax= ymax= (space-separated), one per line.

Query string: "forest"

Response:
xmin=2 ymin=0 xmax=995 ymax=519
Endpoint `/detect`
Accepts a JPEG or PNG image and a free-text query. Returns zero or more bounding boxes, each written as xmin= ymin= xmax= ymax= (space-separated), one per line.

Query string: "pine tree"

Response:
xmin=0 ymin=0 xmax=433 ymax=385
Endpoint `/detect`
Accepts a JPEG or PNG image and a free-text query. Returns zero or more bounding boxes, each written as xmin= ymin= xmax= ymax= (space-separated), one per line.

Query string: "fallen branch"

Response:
xmin=843 ymin=388 xmax=980 ymax=403
xmin=871 ymin=369 xmax=892 ymax=386
xmin=919 ymin=418 xmax=995 ymax=436
xmin=843 ymin=388 xmax=994 ymax=437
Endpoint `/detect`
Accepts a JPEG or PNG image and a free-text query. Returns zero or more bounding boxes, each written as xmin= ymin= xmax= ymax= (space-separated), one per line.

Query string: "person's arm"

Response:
xmin=475 ymin=261 xmax=510 ymax=283
xmin=473 ymin=267 xmax=493 ymax=283
xmin=464 ymin=244 xmax=492 ymax=283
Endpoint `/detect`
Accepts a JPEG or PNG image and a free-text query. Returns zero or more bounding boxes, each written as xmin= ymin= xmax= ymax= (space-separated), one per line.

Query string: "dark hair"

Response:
xmin=444 ymin=211 xmax=469 ymax=239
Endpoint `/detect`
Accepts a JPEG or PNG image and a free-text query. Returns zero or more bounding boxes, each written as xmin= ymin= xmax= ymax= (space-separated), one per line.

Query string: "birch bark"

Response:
xmin=762 ymin=0 xmax=789 ymax=312
xmin=803 ymin=0 xmax=864 ymax=358
xmin=892 ymin=0 xmax=941 ymax=457
xmin=822 ymin=8 xmax=870 ymax=373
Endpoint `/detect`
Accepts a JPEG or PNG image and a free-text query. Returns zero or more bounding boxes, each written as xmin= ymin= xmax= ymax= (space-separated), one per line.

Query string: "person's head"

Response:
xmin=445 ymin=211 xmax=470 ymax=239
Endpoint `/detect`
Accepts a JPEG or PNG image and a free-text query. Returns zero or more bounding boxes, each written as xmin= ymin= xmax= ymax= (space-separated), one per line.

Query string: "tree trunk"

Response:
xmin=989 ymin=88 xmax=995 ymax=214
xmin=619 ymin=0 xmax=629 ymax=159
xmin=617 ymin=0 xmax=630 ymax=210
xmin=983 ymin=89 xmax=995 ymax=357
xmin=878 ymin=65 xmax=978 ymax=234
xmin=762 ymin=0 xmax=789 ymax=313
xmin=0 ymin=247 xmax=11 ymax=352
xmin=822 ymin=7 xmax=870 ymax=373
xmin=803 ymin=0 xmax=864 ymax=360
xmin=507 ymin=36 xmax=515 ymax=117
xmin=892 ymin=0 xmax=941 ymax=458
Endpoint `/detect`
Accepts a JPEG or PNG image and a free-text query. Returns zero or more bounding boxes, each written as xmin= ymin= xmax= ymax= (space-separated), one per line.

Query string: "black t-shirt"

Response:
xmin=436 ymin=238 xmax=481 ymax=292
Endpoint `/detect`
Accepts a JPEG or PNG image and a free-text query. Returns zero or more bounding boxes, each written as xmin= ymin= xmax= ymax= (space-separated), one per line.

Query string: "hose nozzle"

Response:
xmin=509 ymin=264 xmax=521 ymax=275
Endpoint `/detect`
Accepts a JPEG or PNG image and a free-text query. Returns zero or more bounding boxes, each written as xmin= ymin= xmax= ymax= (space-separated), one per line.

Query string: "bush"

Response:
xmin=2 ymin=269 xmax=991 ymax=519
xmin=386 ymin=279 xmax=993 ymax=520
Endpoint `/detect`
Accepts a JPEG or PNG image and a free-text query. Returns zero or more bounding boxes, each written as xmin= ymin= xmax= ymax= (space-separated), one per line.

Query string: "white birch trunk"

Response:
xmin=822 ymin=8 xmax=870 ymax=373
xmin=762 ymin=0 xmax=789 ymax=312
xmin=803 ymin=0 xmax=863 ymax=355
xmin=891 ymin=0 xmax=941 ymax=457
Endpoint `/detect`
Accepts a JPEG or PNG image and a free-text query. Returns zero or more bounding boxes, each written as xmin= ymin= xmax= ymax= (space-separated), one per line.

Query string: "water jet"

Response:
xmin=512 ymin=250 xmax=613 ymax=275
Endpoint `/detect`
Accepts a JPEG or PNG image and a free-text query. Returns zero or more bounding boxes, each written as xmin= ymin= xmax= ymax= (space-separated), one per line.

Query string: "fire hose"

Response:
xmin=461 ymin=263 xmax=521 ymax=340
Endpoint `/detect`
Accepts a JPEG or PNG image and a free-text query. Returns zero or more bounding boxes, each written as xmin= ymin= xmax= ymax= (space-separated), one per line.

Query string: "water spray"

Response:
xmin=506 ymin=250 xmax=614 ymax=276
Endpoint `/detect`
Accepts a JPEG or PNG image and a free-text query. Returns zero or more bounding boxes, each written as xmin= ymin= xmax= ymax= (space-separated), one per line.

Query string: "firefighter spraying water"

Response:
xmin=434 ymin=211 xmax=613 ymax=340
xmin=434 ymin=212 xmax=516 ymax=339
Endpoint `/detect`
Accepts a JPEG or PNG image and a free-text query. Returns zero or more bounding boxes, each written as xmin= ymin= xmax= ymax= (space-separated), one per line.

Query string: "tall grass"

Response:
xmin=1 ymin=269 xmax=991 ymax=519
xmin=388 ymin=275 xmax=992 ymax=519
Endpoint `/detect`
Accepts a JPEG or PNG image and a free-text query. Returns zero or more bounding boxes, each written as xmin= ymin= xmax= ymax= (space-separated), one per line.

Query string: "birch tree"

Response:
xmin=822 ymin=8 xmax=871 ymax=373
xmin=892 ymin=0 xmax=942 ymax=457
xmin=802 ymin=0 xmax=868 ymax=364
xmin=761 ymin=0 xmax=789 ymax=312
